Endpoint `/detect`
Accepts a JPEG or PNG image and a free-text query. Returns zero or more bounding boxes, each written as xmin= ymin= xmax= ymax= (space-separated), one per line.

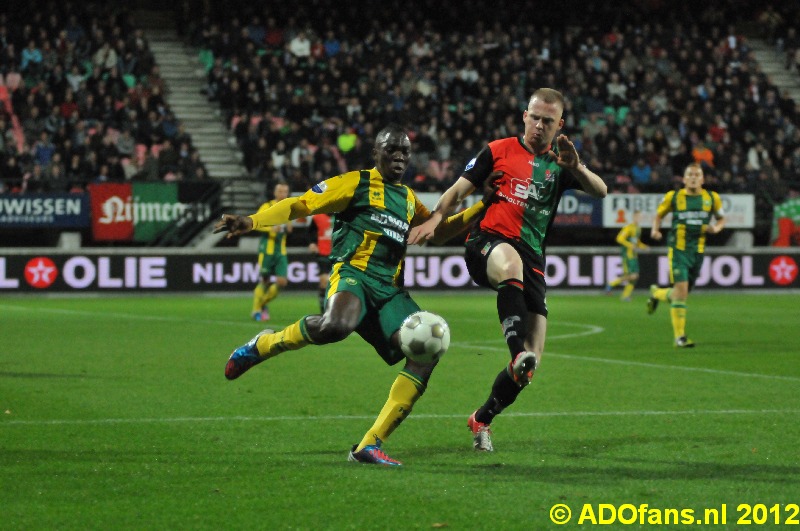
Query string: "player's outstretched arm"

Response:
xmin=214 ymin=196 xmax=310 ymax=238
xmin=408 ymin=177 xmax=476 ymax=245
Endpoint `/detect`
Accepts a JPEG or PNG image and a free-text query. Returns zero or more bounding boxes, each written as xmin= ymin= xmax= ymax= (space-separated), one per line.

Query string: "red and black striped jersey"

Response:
xmin=463 ymin=136 xmax=583 ymax=255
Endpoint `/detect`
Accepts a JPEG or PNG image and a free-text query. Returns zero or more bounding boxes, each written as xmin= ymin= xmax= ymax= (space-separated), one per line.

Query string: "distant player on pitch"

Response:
xmin=647 ymin=163 xmax=726 ymax=348
xmin=251 ymin=181 xmax=292 ymax=321
xmin=606 ymin=209 xmax=648 ymax=301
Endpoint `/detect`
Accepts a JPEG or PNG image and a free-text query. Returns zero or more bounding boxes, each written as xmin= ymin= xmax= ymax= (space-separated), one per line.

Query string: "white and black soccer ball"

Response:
xmin=398 ymin=311 xmax=451 ymax=364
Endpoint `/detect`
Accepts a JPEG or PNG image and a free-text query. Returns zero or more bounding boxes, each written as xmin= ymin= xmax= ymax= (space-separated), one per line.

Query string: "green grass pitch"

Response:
xmin=2 ymin=292 xmax=799 ymax=529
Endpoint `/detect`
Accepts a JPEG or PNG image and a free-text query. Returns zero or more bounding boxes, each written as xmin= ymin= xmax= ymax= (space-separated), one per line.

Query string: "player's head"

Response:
xmin=632 ymin=209 xmax=642 ymax=223
xmin=273 ymin=181 xmax=290 ymax=201
xmin=523 ymin=88 xmax=565 ymax=153
xmin=682 ymin=163 xmax=704 ymax=192
xmin=374 ymin=123 xmax=411 ymax=183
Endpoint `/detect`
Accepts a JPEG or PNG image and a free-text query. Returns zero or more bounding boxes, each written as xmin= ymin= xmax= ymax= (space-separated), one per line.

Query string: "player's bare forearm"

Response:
xmin=569 ymin=165 xmax=607 ymax=198
xmin=551 ymin=134 xmax=606 ymax=198
xmin=433 ymin=177 xmax=476 ymax=219
xmin=429 ymin=200 xmax=485 ymax=245
xmin=408 ymin=177 xmax=475 ymax=245
xmin=708 ymin=217 xmax=726 ymax=234
xmin=650 ymin=215 xmax=663 ymax=240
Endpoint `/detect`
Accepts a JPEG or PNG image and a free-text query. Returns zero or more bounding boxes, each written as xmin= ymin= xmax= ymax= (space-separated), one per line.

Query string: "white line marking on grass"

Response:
xmin=3 ymin=409 xmax=799 ymax=427
xmin=453 ymin=343 xmax=800 ymax=383
xmin=459 ymin=321 xmax=604 ymax=341
xmin=551 ymin=352 xmax=800 ymax=383
xmin=7 ymin=304 xmax=797 ymax=383
xmin=0 ymin=304 xmax=256 ymax=328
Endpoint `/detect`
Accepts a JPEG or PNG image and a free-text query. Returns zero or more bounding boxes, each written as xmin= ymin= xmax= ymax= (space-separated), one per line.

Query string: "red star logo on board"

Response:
xmin=24 ymin=257 xmax=58 ymax=289
xmin=768 ymin=256 xmax=798 ymax=286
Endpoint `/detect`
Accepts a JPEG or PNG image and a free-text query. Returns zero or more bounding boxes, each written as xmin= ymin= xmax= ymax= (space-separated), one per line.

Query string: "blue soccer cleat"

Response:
xmin=225 ymin=329 xmax=274 ymax=380
xmin=347 ymin=441 xmax=402 ymax=466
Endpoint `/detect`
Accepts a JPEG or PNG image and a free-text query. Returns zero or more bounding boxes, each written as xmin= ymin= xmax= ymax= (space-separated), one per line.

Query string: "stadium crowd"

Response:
xmin=0 ymin=2 xmax=208 ymax=195
xmin=178 ymin=0 xmax=800 ymax=242
xmin=2 ymin=0 xmax=799 ymax=245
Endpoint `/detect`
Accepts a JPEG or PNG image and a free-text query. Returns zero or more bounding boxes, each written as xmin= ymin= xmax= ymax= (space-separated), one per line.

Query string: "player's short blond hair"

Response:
xmin=684 ymin=162 xmax=704 ymax=176
xmin=529 ymin=88 xmax=565 ymax=110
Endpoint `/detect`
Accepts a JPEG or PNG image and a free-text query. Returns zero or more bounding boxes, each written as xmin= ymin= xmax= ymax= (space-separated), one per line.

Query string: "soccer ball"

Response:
xmin=398 ymin=311 xmax=451 ymax=364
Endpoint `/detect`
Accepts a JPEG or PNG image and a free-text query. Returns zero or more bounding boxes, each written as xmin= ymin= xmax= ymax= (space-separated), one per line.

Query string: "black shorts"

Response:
xmin=464 ymin=230 xmax=548 ymax=317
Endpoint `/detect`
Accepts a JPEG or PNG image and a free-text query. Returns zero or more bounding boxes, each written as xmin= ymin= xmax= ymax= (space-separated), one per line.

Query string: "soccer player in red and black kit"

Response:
xmin=409 ymin=88 xmax=607 ymax=451
xmin=308 ymin=212 xmax=333 ymax=312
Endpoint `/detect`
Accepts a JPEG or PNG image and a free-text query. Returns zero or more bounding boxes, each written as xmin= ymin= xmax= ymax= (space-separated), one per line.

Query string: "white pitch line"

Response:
xmin=5 ymin=304 xmax=798 ymax=383
xmin=2 ymin=409 xmax=799 ymax=427
xmin=455 ymin=342 xmax=800 ymax=383
xmin=0 ymin=304 xmax=256 ymax=328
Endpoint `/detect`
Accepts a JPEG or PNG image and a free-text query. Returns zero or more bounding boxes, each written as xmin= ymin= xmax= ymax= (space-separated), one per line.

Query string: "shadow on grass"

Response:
xmin=406 ymin=435 xmax=800 ymax=484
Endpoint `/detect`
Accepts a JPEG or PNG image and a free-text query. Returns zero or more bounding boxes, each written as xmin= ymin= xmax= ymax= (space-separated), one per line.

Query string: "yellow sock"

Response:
xmin=355 ymin=371 xmax=426 ymax=451
xmin=609 ymin=278 xmax=622 ymax=288
xmin=261 ymin=283 xmax=280 ymax=306
xmin=252 ymin=284 xmax=266 ymax=313
xmin=653 ymin=287 xmax=671 ymax=302
xmin=670 ymin=302 xmax=687 ymax=339
xmin=621 ymin=283 xmax=634 ymax=299
xmin=255 ymin=317 xmax=314 ymax=358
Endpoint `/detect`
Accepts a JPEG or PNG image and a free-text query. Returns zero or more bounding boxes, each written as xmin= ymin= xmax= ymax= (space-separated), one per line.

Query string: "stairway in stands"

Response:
xmin=750 ymin=39 xmax=800 ymax=104
xmin=134 ymin=10 xmax=263 ymax=246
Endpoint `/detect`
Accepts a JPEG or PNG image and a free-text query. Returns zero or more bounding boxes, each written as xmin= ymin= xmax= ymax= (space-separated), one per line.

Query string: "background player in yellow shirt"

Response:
xmin=606 ymin=210 xmax=649 ymax=301
xmin=647 ymin=163 xmax=726 ymax=347
xmin=251 ymin=181 xmax=292 ymax=321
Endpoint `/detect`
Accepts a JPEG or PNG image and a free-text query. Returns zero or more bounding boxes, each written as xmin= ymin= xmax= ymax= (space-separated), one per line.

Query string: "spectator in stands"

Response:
xmin=92 ymin=42 xmax=118 ymax=73
xmin=323 ymin=30 xmax=340 ymax=57
xmin=65 ymin=153 xmax=87 ymax=189
xmin=157 ymin=139 xmax=180 ymax=177
xmin=692 ymin=141 xmax=715 ymax=169
xmin=270 ymin=139 xmax=290 ymax=177
xmin=20 ymin=40 xmax=42 ymax=77
xmin=2 ymin=156 xmax=24 ymax=192
xmin=288 ymin=30 xmax=311 ymax=58
xmin=32 ymin=131 xmax=56 ymax=167
xmin=630 ymin=157 xmax=653 ymax=187
xmin=47 ymin=157 xmax=70 ymax=192
xmin=24 ymin=163 xmax=47 ymax=192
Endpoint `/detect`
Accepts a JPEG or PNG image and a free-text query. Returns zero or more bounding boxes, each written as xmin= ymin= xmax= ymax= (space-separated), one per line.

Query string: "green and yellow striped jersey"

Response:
xmin=255 ymin=200 xmax=290 ymax=256
xmin=298 ymin=169 xmax=431 ymax=284
xmin=656 ymin=188 xmax=724 ymax=253
xmin=616 ymin=223 xmax=646 ymax=259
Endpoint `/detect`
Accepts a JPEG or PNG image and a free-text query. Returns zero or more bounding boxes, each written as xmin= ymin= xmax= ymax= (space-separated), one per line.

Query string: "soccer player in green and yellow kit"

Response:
xmin=251 ymin=181 xmax=292 ymax=321
xmin=606 ymin=210 xmax=649 ymax=301
xmin=647 ymin=163 xmax=726 ymax=348
xmin=214 ymin=124 xmax=487 ymax=466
